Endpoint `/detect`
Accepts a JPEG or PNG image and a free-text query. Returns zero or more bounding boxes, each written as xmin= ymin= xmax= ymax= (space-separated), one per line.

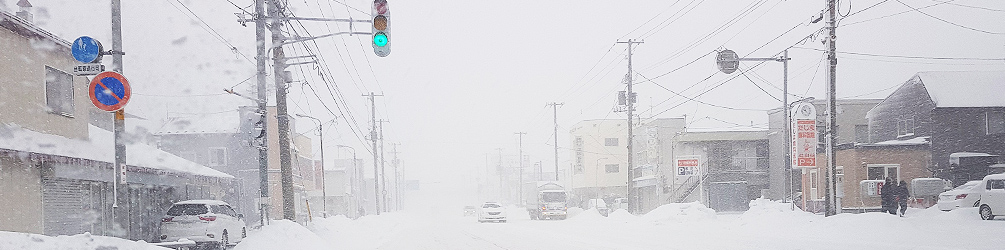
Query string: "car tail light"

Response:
xmin=199 ymin=216 xmax=217 ymax=221
xmin=161 ymin=217 xmax=173 ymax=222
xmin=956 ymin=194 xmax=968 ymax=200
xmin=541 ymin=206 xmax=546 ymax=211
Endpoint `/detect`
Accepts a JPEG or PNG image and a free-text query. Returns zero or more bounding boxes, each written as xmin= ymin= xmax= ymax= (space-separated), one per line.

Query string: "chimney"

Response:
xmin=15 ymin=0 xmax=31 ymax=23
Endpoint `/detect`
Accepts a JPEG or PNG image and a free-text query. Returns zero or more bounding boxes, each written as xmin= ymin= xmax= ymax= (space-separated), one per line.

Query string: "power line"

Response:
xmin=166 ymin=0 xmax=254 ymax=64
xmin=737 ymin=64 xmax=782 ymax=102
xmin=839 ymin=0 xmax=956 ymax=27
xmin=792 ymin=46 xmax=1005 ymax=60
xmin=637 ymin=72 xmax=768 ymax=112
xmin=893 ymin=0 xmax=1004 ymax=35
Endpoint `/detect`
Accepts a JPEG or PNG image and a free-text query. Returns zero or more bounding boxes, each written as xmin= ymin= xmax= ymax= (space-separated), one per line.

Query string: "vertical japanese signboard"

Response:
xmin=792 ymin=103 xmax=817 ymax=168
xmin=675 ymin=156 xmax=701 ymax=176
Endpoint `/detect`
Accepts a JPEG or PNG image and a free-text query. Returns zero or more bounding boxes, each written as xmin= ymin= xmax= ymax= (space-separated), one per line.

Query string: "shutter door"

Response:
xmin=42 ymin=177 xmax=88 ymax=236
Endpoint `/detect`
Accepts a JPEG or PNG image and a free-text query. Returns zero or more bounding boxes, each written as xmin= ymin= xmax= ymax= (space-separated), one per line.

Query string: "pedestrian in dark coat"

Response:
xmin=897 ymin=180 xmax=910 ymax=217
xmin=881 ymin=178 xmax=896 ymax=214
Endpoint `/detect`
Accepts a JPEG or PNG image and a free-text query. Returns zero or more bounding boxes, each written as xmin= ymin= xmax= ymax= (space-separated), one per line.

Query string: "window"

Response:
xmin=988 ymin=112 xmax=1005 ymax=135
xmin=987 ymin=180 xmax=1005 ymax=190
xmin=605 ymin=164 xmax=619 ymax=173
xmin=605 ymin=138 xmax=619 ymax=146
xmin=867 ymin=164 xmax=899 ymax=181
xmin=211 ymin=205 xmax=238 ymax=217
xmin=45 ymin=66 xmax=74 ymax=116
xmin=208 ymin=147 xmax=227 ymax=166
xmin=167 ymin=204 xmax=208 ymax=216
xmin=897 ymin=115 xmax=914 ymax=137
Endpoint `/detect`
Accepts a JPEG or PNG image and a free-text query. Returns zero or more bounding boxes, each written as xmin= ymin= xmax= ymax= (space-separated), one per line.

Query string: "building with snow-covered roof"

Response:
xmin=0 ymin=7 xmax=234 ymax=242
xmin=867 ymin=71 xmax=1005 ymax=187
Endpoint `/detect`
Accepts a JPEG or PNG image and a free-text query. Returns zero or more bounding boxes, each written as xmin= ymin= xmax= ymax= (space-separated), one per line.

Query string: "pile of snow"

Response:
xmin=642 ymin=202 xmax=717 ymax=224
xmin=566 ymin=207 xmax=584 ymax=218
xmin=234 ymin=220 xmax=330 ymax=250
xmin=0 ymin=231 xmax=167 ymax=250
xmin=743 ymin=198 xmax=802 ymax=216
xmin=568 ymin=208 xmax=605 ymax=221
xmin=606 ymin=209 xmax=639 ymax=223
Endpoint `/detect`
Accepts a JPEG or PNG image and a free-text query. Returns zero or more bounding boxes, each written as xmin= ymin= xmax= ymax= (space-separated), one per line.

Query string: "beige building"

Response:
xmin=0 ymin=8 xmax=233 ymax=241
xmin=569 ymin=119 xmax=631 ymax=207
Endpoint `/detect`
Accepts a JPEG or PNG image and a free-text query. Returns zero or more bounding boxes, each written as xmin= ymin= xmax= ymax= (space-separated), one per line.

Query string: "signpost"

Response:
xmin=72 ymin=36 xmax=103 ymax=63
xmin=88 ymin=71 xmax=131 ymax=112
xmin=791 ymin=103 xmax=817 ymax=168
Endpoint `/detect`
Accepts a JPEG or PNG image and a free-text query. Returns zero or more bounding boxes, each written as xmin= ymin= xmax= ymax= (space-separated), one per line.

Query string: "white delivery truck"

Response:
xmin=525 ymin=181 xmax=568 ymax=220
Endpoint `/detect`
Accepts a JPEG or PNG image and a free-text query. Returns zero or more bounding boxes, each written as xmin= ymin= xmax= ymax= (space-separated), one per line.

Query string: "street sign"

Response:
xmin=73 ymin=63 xmax=105 ymax=76
xmin=791 ymin=102 xmax=817 ymax=168
xmin=72 ymin=36 xmax=103 ymax=63
xmin=675 ymin=156 xmax=700 ymax=176
xmin=88 ymin=71 xmax=132 ymax=112
xmin=716 ymin=49 xmax=739 ymax=74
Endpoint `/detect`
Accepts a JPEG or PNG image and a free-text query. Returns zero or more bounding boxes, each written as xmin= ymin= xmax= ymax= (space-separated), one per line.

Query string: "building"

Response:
xmin=867 ymin=71 xmax=1005 ymax=186
xmin=669 ymin=130 xmax=770 ymax=212
xmin=765 ymin=98 xmax=882 ymax=211
xmin=0 ymin=7 xmax=232 ymax=242
xmin=569 ymin=119 xmax=630 ymax=208
xmin=833 ymin=138 xmax=931 ymax=212
xmin=155 ymin=106 xmax=319 ymax=223
xmin=633 ymin=118 xmax=686 ymax=213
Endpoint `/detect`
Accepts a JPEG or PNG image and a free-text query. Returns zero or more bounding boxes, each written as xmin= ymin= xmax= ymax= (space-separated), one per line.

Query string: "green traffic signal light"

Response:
xmin=373 ymin=32 xmax=388 ymax=47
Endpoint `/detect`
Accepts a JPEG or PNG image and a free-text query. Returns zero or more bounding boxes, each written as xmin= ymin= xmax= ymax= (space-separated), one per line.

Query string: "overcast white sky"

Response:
xmin=11 ymin=0 xmax=1004 ymax=188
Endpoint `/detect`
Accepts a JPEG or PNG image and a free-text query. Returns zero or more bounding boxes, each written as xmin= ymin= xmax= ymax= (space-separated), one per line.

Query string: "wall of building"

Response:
xmin=0 ymin=21 xmax=91 ymax=140
xmin=0 ymin=156 xmax=44 ymax=234
xmin=867 ymin=76 xmax=936 ymax=144
xmin=569 ymin=120 xmax=630 ymax=190
xmin=835 ymin=145 xmax=931 ymax=211
xmin=931 ymin=107 xmax=1005 ymax=184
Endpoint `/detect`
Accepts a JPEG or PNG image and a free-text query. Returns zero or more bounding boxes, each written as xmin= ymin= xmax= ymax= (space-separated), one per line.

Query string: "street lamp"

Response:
xmin=296 ymin=114 xmax=327 ymax=217
xmin=335 ymin=144 xmax=361 ymax=217
xmin=595 ymin=157 xmax=608 ymax=201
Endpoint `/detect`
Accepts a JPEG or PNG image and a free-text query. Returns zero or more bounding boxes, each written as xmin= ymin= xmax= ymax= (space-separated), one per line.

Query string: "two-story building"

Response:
xmin=569 ymin=119 xmax=630 ymax=208
xmin=0 ymin=8 xmax=233 ymax=241
xmin=669 ymin=129 xmax=770 ymax=212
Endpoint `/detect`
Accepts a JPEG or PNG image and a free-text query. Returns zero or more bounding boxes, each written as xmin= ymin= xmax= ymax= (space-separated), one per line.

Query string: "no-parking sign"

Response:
xmin=89 ymin=71 xmax=131 ymax=111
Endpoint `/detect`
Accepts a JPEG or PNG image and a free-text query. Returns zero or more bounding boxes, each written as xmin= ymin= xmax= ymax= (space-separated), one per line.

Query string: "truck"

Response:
xmin=525 ymin=181 xmax=568 ymax=220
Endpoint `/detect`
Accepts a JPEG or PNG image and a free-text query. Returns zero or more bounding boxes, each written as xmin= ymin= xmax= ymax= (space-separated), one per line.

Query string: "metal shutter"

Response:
xmin=42 ymin=177 xmax=89 ymax=236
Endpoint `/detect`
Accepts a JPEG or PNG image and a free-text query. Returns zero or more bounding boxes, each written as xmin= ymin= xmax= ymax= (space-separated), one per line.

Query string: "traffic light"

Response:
xmin=371 ymin=0 xmax=390 ymax=57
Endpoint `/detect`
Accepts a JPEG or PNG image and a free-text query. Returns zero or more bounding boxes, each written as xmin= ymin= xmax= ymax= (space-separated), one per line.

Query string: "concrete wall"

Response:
xmin=569 ymin=120 xmax=630 ymax=191
xmin=0 ymin=156 xmax=43 ymax=234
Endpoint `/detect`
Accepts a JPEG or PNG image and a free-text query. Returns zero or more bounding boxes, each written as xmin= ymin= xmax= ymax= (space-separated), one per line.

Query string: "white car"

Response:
xmin=477 ymin=202 xmax=507 ymax=223
xmin=160 ymin=200 xmax=246 ymax=247
xmin=937 ymin=180 xmax=983 ymax=211
xmin=979 ymin=173 xmax=1005 ymax=220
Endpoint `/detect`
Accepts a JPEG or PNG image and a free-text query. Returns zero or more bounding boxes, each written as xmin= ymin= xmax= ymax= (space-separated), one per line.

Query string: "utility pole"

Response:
xmin=547 ymin=102 xmax=564 ymax=182
xmin=377 ymin=119 xmax=390 ymax=212
xmin=253 ymin=0 xmax=270 ymax=226
xmin=825 ymin=0 xmax=839 ymax=216
xmin=364 ymin=92 xmax=383 ymax=214
xmin=515 ymin=132 xmax=526 ymax=205
xmin=110 ymin=0 xmax=129 ymax=238
xmin=269 ymin=0 xmax=296 ymax=221
xmin=390 ymin=143 xmax=401 ymax=210
xmin=495 ymin=148 xmax=504 ymax=200
xmin=296 ymin=114 xmax=326 ymax=216
xmin=616 ymin=39 xmax=642 ymax=214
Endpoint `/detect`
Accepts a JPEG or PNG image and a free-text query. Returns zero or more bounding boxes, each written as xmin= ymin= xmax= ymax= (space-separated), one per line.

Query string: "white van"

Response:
xmin=978 ymin=173 xmax=1005 ymax=220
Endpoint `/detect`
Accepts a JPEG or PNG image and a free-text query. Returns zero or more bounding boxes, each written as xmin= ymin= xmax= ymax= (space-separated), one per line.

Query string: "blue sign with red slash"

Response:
xmin=89 ymin=71 xmax=131 ymax=111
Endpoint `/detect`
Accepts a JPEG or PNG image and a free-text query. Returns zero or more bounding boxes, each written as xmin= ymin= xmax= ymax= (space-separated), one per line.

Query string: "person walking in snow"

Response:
xmin=897 ymin=180 xmax=910 ymax=217
xmin=881 ymin=178 xmax=896 ymax=215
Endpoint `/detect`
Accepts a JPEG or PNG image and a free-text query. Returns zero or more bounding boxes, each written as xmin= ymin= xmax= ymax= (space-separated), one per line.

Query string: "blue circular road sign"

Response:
xmin=72 ymin=36 xmax=103 ymax=63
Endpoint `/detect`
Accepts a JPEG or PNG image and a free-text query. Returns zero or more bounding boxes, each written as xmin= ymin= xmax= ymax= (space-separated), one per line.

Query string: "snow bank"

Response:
xmin=607 ymin=209 xmax=639 ymax=223
xmin=742 ymin=198 xmax=804 ymax=217
xmin=642 ymin=202 xmax=717 ymax=224
xmin=569 ymin=208 xmax=606 ymax=222
xmin=234 ymin=220 xmax=330 ymax=250
xmin=566 ymin=207 xmax=584 ymax=218
xmin=0 ymin=231 xmax=168 ymax=250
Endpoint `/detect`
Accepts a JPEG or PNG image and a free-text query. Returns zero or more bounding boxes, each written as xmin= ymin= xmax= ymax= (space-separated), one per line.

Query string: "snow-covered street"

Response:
xmin=228 ymin=186 xmax=1005 ymax=250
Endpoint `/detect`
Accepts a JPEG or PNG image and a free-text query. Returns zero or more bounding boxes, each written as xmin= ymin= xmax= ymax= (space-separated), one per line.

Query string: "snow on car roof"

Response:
xmin=175 ymin=200 xmax=231 ymax=205
xmin=982 ymin=173 xmax=1005 ymax=181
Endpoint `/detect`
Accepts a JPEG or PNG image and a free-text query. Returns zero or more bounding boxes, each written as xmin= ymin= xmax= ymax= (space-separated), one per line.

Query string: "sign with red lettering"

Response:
xmin=791 ymin=103 xmax=817 ymax=168
xmin=675 ymin=156 xmax=701 ymax=176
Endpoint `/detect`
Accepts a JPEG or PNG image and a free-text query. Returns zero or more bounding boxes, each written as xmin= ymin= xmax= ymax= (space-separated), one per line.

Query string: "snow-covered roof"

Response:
xmin=0 ymin=123 xmax=232 ymax=179
xmin=868 ymin=136 xmax=930 ymax=146
xmin=949 ymin=152 xmax=998 ymax=158
xmin=155 ymin=111 xmax=241 ymax=135
xmin=916 ymin=71 xmax=1005 ymax=108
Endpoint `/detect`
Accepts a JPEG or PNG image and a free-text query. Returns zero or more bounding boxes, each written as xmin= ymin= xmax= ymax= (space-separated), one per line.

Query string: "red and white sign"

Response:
xmin=675 ymin=156 xmax=700 ymax=176
xmin=791 ymin=103 xmax=817 ymax=168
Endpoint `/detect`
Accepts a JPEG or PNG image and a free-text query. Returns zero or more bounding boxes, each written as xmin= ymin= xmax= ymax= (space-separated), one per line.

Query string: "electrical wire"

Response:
xmin=637 ymin=72 xmax=768 ymax=112
xmin=792 ymin=46 xmax=1005 ymax=60
xmin=840 ymin=0 xmax=956 ymax=27
xmin=892 ymin=0 xmax=1004 ymax=35
xmin=166 ymin=0 xmax=255 ymax=64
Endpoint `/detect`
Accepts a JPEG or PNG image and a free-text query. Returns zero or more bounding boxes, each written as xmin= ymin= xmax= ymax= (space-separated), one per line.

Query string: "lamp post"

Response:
xmin=336 ymin=144 xmax=360 ymax=217
xmin=595 ymin=157 xmax=608 ymax=201
xmin=296 ymin=114 xmax=327 ymax=217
